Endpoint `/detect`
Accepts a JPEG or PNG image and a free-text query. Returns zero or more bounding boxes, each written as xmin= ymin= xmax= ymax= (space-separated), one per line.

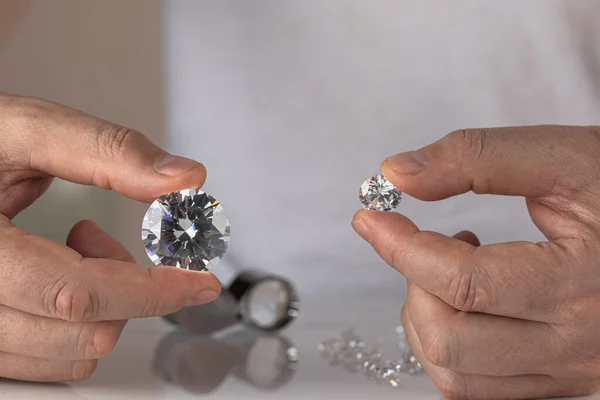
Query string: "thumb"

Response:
xmin=5 ymin=94 xmax=205 ymax=203
xmin=382 ymin=125 xmax=598 ymax=201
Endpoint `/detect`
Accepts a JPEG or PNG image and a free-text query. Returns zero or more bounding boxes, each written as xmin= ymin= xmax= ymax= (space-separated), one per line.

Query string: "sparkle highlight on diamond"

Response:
xmin=142 ymin=189 xmax=230 ymax=271
xmin=359 ymin=175 xmax=402 ymax=211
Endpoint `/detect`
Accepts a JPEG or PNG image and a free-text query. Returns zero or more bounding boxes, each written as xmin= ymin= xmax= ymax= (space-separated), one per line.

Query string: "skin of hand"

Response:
xmin=352 ymin=126 xmax=600 ymax=399
xmin=0 ymin=93 xmax=221 ymax=382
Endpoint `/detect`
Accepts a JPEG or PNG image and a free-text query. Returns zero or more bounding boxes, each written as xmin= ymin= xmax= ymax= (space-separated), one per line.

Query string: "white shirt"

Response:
xmin=164 ymin=0 xmax=600 ymax=300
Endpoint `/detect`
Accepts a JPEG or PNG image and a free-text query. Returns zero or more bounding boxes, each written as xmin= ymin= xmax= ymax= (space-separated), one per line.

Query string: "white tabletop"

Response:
xmin=1 ymin=296 xmax=599 ymax=400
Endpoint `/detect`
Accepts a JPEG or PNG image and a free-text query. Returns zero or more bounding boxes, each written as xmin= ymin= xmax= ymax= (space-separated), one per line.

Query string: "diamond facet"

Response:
xmin=141 ymin=189 xmax=230 ymax=271
xmin=359 ymin=175 xmax=402 ymax=211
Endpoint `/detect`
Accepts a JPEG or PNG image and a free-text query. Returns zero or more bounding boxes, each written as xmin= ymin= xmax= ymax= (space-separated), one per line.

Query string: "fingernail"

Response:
xmin=352 ymin=216 xmax=371 ymax=241
xmin=385 ymin=150 xmax=427 ymax=175
xmin=188 ymin=288 xmax=220 ymax=306
xmin=155 ymin=153 xmax=200 ymax=176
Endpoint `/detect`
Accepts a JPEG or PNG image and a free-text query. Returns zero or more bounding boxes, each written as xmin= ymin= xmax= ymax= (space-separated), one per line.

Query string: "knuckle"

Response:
xmin=70 ymin=360 xmax=97 ymax=381
xmin=420 ymin=323 xmax=455 ymax=368
xmin=79 ymin=323 xmax=119 ymax=359
xmin=140 ymin=296 xmax=163 ymax=317
xmin=52 ymin=283 xmax=97 ymax=322
xmin=447 ymin=270 xmax=478 ymax=312
xmin=139 ymin=269 xmax=169 ymax=317
xmin=450 ymin=128 xmax=488 ymax=163
xmin=444 ymin=260 xmax=490 ymax=313
xmin=89 ymin=326 xmax=119 ymax=359
xmin=388 ymin=229 xmax=415 ymax=272
xmin=96 ymin=123 xmax=139 ymax=160
xmin=449 ymin=129 xmax=491 ymax=194
xmin=437 ymin=369 xmax=468 ymax=400
xmin=389 ymin=244 xmax=406 ymax=272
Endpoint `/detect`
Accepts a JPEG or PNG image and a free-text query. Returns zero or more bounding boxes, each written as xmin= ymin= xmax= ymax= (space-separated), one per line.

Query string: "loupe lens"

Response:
xmin=245 ymin=279 xmax=290 ymax=330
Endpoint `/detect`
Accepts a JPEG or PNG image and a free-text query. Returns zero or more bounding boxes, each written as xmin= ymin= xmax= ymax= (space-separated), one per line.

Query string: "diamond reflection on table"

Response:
xmin=152 ymin=328 xmax=298 ymax=395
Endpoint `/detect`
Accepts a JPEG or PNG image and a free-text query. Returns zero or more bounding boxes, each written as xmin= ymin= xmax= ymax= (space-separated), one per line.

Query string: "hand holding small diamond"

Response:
xmin=0 ymin=93 xmax=221 ymax=382
xmin=353 ymin=127 xmax=600 ymax=399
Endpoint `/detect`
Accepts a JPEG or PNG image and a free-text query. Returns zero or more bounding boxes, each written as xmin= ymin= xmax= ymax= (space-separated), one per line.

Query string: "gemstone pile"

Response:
xmin=142 ymin=189 xmax=230 ymax=271
xmin=317 ymin=327 xmax=422 ymax=388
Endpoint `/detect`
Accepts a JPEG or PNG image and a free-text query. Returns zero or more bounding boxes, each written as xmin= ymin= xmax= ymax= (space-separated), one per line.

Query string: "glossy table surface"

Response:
xmin=1 ymin=297 xmax=599 ymax=400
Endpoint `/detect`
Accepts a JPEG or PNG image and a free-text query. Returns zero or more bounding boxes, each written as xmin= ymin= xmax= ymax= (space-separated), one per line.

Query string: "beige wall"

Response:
xmin=0 ymin=0 xmax=165 ymax=264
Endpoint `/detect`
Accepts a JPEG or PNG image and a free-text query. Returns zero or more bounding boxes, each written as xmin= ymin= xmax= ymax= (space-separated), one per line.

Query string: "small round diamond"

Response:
xmin=381 ymin=362 xmax=403 ymax=388
xmin=360 ymin=350 xmax=382 ymax=371
xmin=359 ymin=175 xmax=402 ymax=211
xmin=366 ymin=362 xmax=385 ymax=380
xmin=141 ymin=189 xmax=230 ymax=271
xmin=317 ymin=338 xmax=344 ymax=360
xmin=341 ymin=348 xmax=365 ymax=373
xmin=398 ymin=352 xmax=423 ymax=374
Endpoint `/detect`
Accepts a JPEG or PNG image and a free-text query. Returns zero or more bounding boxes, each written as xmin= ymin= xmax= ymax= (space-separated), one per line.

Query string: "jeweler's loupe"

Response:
xmin=230 ymin=270 xmax=299 ymax=331
xmin=164 ymin=270 xmax=299 ymax=333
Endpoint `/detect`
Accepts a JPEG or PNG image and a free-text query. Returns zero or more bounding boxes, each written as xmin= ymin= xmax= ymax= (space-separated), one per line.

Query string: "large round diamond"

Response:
xmin=142 ymin=189 xmax=230 ymax=271
xmin=359 ymin=175 xmax=402 ymax=212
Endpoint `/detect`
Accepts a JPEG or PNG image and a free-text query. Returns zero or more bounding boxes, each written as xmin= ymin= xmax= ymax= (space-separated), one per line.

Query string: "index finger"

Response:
xmin=382 ymin=125 xmax=600 ymax=201
xmin=2 ymin=93 xmax=206 ymax=203
xmin=0 ymin=225 xmax=221 ymax=321
xmin=353 ymin=210 xmax=575 ymax=323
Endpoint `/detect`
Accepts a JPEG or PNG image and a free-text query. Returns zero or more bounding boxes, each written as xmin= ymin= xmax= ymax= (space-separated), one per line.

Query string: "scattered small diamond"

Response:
xmin=318 ymin=327 xmax=422 ymax=389
xmin=367 ymin=363 xmax=385 ymax=380
xmin=341 ymin=329 xmax=365 ymax=349
xmin=359 ymin=175 xmax=402 ymax=211
xmin=317 ymin=338 xmax=344 ymax=360
xmin=398 ymin=353 xmax=423 ymax=374
xmin=361 ymin=350 xmax=382 ymax=371
xmin=341 ymin=349 xmax=365 ymax=373
xmin=286 ymin=347 xmax=300 ymax=363
xmin=381 ymin=361 xmax=403 ymax=388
